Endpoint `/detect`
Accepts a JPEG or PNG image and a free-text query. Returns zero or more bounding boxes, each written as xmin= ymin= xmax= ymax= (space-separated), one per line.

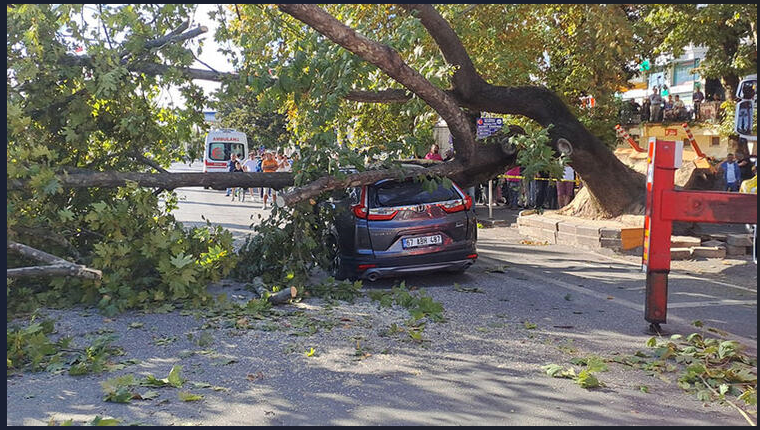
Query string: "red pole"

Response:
xmin=681 ymin=123 xmax=706 ymax=158
xmin=642 ymin=139 xmax=679 ymax=325
xmin=615 ymin=124 xmax=646 ymax=153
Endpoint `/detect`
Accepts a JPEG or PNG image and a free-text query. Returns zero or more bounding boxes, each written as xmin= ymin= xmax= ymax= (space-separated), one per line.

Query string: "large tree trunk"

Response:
xmin=459 ymin=85 xmax=646 ymax=217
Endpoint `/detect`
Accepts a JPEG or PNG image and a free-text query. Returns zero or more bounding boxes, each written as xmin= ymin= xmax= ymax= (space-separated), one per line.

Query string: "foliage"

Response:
xmin=306 ymin=277 xmax=364 ymax=302
xmin=232 ymin=201 xmax=335 ymax=289
xmin=510 ymin=126 xmax=570 ymax=185
xmin=7 ymin=5 xmax=237 ymax=315
xmin=368 ymin=281 xmax=445 ymax=322
xmin=643 ymin=333 xmax=757 ymax=408
xmin=542 ymin=358 xmax=606 ymax=389
xmin=7 ymin=183 xmax=237 ymax=316
xmin=7 ymin=316 xmax=123 ymax=376
xmin=642 ymin=4 xmax=757 ymax=89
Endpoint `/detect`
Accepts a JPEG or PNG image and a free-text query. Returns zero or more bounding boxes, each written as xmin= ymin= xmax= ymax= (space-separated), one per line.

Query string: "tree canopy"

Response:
xmin=7 ymin=4 xmax=757 ymax=313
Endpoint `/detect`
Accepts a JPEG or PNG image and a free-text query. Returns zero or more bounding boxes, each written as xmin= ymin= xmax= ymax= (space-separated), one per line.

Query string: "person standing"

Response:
xmin=649 ymin=88 xmax=663 ymax=122
xmin=424 ymin=144 xmax=444 ymax=161
xmin=720 ymin=153 xmax=742 ymax=192
xmin=736 ymin=151 xmax=754 ymax=181
xmin=230 ymin=160 xmax=246 ymax=201
xmin=692 ymin=86 xmax=705 ymax=120
xmin=225 ymin=153 xmax=239 ymax=196
xmin=641 ymin=97 xmax=650 ymax=124
xmin=242 ymin=152 xmax=260 ymax=199
xmin=557 ymin=165 xmax=576 ymax=208
xmin=261 ymin=152 xmax=279 ymax=209
xmin=504 ymin=166 xmax=522 ymax=209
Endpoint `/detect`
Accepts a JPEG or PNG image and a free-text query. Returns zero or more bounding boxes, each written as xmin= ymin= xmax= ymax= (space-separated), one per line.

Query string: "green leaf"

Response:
xmin=140 ymin=390 xmax=160 ymax=400
xmin=178 ymin=391 xmax=204 ymax=402
xmin=576 ymin=370 xmax=602 ymax=389
xmin=167 ymin=365 xmax=185 ymax=388
xmin=90 ymin=416 xmax=121 ymax=426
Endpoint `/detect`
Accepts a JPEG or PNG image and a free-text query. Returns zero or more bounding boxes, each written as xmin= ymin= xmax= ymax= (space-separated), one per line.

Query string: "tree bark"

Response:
xmin=7 ymin=241 xmax=102 ymax=280
xmin=7 ymin=264 xmax=102 ymax=280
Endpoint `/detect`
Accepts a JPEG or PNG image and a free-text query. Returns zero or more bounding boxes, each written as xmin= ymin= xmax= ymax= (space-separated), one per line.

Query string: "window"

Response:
xmin=711 ymin=137 xmax=720 ymax=147
xmin=207 ymin=142 xmax=245 ymax=161
xmin=673 ymin=60 xmax=700 ymax=86
xmin=370 ymin=180 xmax=459 ymax=208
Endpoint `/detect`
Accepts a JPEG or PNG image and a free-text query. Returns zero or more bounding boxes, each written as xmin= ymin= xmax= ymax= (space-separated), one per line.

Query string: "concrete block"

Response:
xmin=600 ymin=237 xmax=623 ymax=249
xmin=518 ymin=225 xmax=557 ymax=244
xmin=556 ymin=231 xmax=576 ymax=245
xmin=701 ymin=240 xmax=725 ymax=248
xmin=619 ymin=214 xmax=645 ymax=227
xmin=518 ymin=215 xmax=558 ymax=230
xmin=707 ymin=233 xmax=728 ymax=242
xmin=670 ymin=247 xmax=692 ymax=260
xmin=599 ymin=228 xmax=621 ymax=239
xmin=557 ymin=223 xmax=581 ymax=234
xmin=726 ymin=244 xmax=748 ymax=256
xmin=726 ymin=234 xmax=753 ymax=247
xmin=671 ymin=235 xmax=701 ymax=248
xmin=691 ymin=246 xmax=726 ymax=259
xmin=576 ymin=225 xmax=601 ymax=237
xmin=575 ymin=235 xmax=601 ymax=248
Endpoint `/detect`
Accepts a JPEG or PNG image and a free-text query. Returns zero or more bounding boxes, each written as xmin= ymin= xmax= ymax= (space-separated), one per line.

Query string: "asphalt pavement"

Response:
xmin=6 ymin=163 xmax=756 ymax=426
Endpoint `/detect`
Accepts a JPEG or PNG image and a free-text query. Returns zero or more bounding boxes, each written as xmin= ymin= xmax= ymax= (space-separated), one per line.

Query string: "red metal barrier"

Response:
xmin=642 ymin=139 xmax=757 ymax=328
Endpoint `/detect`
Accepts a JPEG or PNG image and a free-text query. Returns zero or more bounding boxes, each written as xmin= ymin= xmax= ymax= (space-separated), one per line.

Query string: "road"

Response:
xmin=7 ymin=163 xmax=756 ymax=426
xmin=168 ymin=162 xmax=757 ymax=344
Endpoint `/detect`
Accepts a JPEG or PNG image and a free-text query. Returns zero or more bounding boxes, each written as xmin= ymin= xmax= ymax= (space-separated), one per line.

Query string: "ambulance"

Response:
xmin=203 ymin=129 xmax=248 ymax=173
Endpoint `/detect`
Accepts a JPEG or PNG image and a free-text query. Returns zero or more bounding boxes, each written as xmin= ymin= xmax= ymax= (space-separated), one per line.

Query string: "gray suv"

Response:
xmin=326 ymin=175 xmax=478 ymax=281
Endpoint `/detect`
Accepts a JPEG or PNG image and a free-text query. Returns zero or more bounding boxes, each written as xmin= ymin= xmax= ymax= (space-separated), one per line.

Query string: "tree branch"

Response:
xmin=400 ymin=4 xmax=487 ymax=97
xmin=276 ymin=4 xmax=476 ymax=162
xmin=132 ymin=152 xmax=168 ymax=173
xmin=7 ymin=264 xmax=101 ymax=280
xmin=8 ymin=171 xmax=295 ymax=192
xmin=7 ymin=241 xmax=102 ymax=280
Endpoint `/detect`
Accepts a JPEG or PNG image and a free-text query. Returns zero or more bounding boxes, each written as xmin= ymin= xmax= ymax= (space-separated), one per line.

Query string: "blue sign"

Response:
xmin=476 ymin=117 xmax=503 ymax=138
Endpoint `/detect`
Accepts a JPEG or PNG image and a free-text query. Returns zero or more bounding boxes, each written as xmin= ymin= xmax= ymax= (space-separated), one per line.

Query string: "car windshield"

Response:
xmin=371 ymin=180 xmax=459 ymax=208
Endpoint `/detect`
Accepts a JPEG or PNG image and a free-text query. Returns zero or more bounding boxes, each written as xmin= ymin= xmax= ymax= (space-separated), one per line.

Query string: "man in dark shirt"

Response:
xmin=692 ymin=87 xmax=705 ymax=120
xmin=225 ymin=153 xmax=238 ymax=196
xmin=736 ymin=151 xmax=754 ymax=181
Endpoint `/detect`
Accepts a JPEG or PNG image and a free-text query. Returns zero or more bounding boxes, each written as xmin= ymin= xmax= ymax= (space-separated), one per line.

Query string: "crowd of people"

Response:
xmin=720 ymin=151 xmax=757 ymax=192
xmin=621 ymin=85 xmax=723 ymax=124
xmin=225 ymin=149 xmax=294 ymax=208
xmin=474 ymin=165 xmax=578 ymax=211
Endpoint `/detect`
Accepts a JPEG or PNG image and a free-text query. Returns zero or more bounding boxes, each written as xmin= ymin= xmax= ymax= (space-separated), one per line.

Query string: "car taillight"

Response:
xmin=450 ymin=183 xmax=473 ymax=210
xmin=466 ymin=253 xmax=478 ymax=259
xmin=367 ymin=208 xmax=398 ymax=220
xmin=439 ymin=199 xmax=466 ymax=213
xmin=351 ymin=203 xmax=367 ymax=219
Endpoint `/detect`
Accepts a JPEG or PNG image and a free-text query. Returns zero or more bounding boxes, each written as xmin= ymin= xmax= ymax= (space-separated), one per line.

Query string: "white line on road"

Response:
xmin=478 ymin=253 xmax=758 ymax=347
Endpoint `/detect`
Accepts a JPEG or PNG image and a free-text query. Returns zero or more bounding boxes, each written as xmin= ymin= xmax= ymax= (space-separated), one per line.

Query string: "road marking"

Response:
xmin=478 ymin=253 xmax=758 ymax=348
xmin=667 ymin=299 xmax=757 ymax=309
xmin=585 ymin=251 xmax=757 ymax=294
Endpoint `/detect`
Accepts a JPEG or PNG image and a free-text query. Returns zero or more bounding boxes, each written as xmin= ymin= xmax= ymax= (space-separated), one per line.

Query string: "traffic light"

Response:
xmin=639 ymin=60 xmax=651 ymax=72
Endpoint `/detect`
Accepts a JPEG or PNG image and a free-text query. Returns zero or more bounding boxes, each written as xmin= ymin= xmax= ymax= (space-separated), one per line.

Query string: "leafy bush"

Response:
xmin=7 ymin=183 xmax=237 ymax=316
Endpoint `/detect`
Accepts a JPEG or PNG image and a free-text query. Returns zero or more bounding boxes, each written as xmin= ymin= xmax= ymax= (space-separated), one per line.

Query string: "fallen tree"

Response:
xmin=10 ymin=4 xmax=646 ymax=219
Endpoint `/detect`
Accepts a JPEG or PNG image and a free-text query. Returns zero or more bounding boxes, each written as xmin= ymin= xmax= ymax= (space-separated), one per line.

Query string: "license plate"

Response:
xmin=403 ymin=234 xmax=442 ymax=248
